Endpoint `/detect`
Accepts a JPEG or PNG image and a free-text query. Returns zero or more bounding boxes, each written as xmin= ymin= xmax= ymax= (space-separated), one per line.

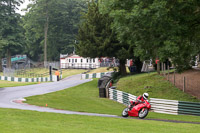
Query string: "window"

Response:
xmin=69 ymin=59 xmax=70 ymax=62
xmin=93 ymin=59 xmax=95 ymax=63
xmin=75 ymin=59 xmax=77 ymax=62
xmin=87 ymin=59 xmax=88 ymax=63
xmin=81 ymin=59 xmax=83 ymax=63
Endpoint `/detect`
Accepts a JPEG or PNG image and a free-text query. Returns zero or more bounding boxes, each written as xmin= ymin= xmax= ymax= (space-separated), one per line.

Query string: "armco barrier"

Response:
xmin=109 ymin=89 xmax=137 ymax=105
xmin=0 ymin=75 xmax=56 ymax=82
xmin=178 ymin=101 xmax=200 ymax=116
xmin=150 ymin=98 xmax=178 ymax=115
xmin=81 ymin=72 xmax=113 ymax=79
xmin=109 ymin=88 xmax=200 ymax=116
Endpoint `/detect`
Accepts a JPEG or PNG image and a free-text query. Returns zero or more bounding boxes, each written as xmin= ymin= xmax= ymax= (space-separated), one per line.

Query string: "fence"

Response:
xmin=1 ymin=67 xmax=61 ymax=82
xmin=3 ymin=68 xmax=50 ymax=78
xmin=1 ymin=59 xmax=60 ymax=70
xmin=60 ymin=62 xmax=119 ymax=69
xmin=100 ymin=62 xmax=119 ymax=67
xmin=109 ymin=88 xmax=200 ymax=116
xmin=61 ymin=63 xmax=100 ymax=69
xmin=44 ymin=61 xmax=60 ymax=69
xmin=3 ymin=68 xmax=15 ymax=77
xmin=160 ymin=66 xmax=200 ymax=99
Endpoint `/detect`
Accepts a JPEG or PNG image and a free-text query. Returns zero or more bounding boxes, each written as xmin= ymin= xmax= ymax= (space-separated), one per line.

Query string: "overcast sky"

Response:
xmin=16 ymin=0 xmax=31 ymax=15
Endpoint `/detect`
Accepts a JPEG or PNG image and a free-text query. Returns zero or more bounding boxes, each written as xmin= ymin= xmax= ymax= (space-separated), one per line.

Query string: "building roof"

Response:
xmin=60 ymin=54 xmax=82 ymax=59
xmin=67 ymin=54 xmax=82 ymax=58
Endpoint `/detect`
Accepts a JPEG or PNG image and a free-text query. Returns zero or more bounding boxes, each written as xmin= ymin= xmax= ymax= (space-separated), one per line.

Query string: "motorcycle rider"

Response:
xmin=131 ymin=93 xmax=149 ymax=107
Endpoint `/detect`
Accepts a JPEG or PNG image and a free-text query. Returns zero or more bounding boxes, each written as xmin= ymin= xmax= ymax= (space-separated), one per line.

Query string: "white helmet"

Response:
xmin=143 ymin=93 xmax=149 ymax=100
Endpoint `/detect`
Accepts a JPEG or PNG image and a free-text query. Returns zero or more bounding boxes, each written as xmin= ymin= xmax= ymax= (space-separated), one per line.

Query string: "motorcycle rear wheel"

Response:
xmin=122 ymin=108 xmax=129 ymax=117
xmin=138 ymin=108 xmax=148 ymax=119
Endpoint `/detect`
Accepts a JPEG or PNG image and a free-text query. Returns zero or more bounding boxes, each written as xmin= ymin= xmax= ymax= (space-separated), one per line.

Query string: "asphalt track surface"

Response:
xmin=0 ymin=74 xmax=199 ymax=125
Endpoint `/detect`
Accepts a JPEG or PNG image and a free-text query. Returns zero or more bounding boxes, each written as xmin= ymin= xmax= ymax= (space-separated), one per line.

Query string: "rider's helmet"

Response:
xmin=143 ymin=93 xmax=149 ymax=100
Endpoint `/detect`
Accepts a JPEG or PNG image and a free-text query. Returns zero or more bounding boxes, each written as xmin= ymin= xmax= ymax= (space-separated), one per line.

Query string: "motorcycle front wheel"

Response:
xmin=138 ymin=108 xmax=148 ymax=119
xmin=122 ymin=108 xmax=129 ymax=117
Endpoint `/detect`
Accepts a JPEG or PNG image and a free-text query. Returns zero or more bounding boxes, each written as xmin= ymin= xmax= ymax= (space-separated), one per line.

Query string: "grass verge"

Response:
xmin=0 ymin=108 xmax=200 ymax=133
xmin=88 ymin=67 xmax=130 ymax=74
xmin=1 ymin=68 xmax=86 ymax=78
xmin=0 ymin=80 xmax=37 ymax=88
xmin=26 ymin=79 xmax=125 ymax=115
xmin=117 ymin=72 xmax=200 ymax=102
xmin=61 ymin=69 xmax=87 ymax=79
xmin=88 ymin=67 xmax=113 ymax=74
xmin=25 ymin=79 xmax=200 ymax=123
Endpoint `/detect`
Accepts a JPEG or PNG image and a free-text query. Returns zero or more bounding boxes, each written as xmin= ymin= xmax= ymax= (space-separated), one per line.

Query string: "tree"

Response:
xmin=103 ymin=0 xmax=200 ymax=72
xmin=77 ymin=0 xmax=134 ymax=75
xmin=0 ymin=0 xmax=24 ymax=68
xmin=23 ymin=0 xmax=87 ymax=62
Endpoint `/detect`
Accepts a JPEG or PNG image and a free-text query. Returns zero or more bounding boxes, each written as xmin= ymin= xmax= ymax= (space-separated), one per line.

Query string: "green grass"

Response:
xmin=0 ymin=69 xmax=85 ymax=88
xmin=0 ymin=108 xmax=199 ymax=133
xmin=26 ymin=68 xmax=49 ymax=74
xmin=26 ymin=79 xmax=125 ymax=115
xmin=88 ymin=67 xmax=114 ymax=74
xmin=1 ymin=68 xmax=86 ymax=78
xmin=117 ymin=72 xmax=200 ymax=102
xmin=147 ymin=112 xmax=200 ymax=122
xmin=88 ymin=67 xmax=130 ymax=74
xmin=0 ymin=68 xmax=49 ymax=78
xmin=16 ymin=68 xmax=86 ymax=79
xmin=0 ymin=80 xmax=37 ymax=88
xmin=25 ymin=79 xmax=200 ymax=123
xmin=61 ymin=69 xmax=87 ymax=79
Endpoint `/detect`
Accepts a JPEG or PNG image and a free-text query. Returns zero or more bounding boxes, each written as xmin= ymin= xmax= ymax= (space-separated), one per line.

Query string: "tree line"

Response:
xmin=77 ymin=0 xmax=200 ymax=75
xmin=0 ymin=0 xmax=200 ymax=75
xmin=0 ymin=0 xmax=87 ymax=70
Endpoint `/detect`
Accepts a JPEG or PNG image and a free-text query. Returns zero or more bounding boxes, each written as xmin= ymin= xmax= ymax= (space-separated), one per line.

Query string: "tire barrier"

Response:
xmin=109 ymin=88 xmax=200 ymax=116
xmin=98 ymin=74 xmax=113 ymax=98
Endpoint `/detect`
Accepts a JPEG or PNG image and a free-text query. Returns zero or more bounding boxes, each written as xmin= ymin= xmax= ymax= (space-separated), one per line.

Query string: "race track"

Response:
xmin=0 ymin=74 xmax=199 ymax=124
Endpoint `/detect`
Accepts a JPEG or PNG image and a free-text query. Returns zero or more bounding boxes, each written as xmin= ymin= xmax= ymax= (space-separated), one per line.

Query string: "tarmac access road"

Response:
xmin=0 ymin=74 xmax=199 ymax=124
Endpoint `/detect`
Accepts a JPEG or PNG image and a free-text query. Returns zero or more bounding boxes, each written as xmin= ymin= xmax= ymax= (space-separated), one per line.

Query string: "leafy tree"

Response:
xmin=23 ymin=0 xmax=87 ymax=62
xmin=23 ymin=0 xmax=51 ymax=62
xmin=77 ymin=0 xmax=134 ymax=75
xmin=0 ymin=0 xmax=24 ymax=68
xmin=103 ymin=0 xmax=200 ymax=72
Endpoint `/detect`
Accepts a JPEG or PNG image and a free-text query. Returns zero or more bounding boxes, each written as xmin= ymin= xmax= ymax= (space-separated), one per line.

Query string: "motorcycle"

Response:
xmin=122 ymin=100 xmax=151 ymax=119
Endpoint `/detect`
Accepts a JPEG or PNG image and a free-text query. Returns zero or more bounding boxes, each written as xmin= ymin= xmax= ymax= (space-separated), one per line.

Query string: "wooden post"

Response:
xmin=174 ymin=70 xmax=175 ymax=85
xmin=164 ymin=63 xmax=166 ymax=76
xmin=183 ymin=76 xmax=186 ymax=92
xmin=168 ymin=65 xmax=170 ymax=81
xmin=0 ymin=58 xmax=2 ymax=72
xmin=157 ymin=61 xmax=160 ymax=74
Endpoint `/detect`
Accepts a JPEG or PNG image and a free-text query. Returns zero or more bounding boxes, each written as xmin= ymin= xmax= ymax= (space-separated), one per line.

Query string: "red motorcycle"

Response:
xmin=122 ymin=100 xmax=151 ymax=119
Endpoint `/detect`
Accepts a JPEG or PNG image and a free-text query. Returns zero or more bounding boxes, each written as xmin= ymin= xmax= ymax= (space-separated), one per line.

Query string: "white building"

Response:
xmin=60 ymin=54 xmax=100 ymax=69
